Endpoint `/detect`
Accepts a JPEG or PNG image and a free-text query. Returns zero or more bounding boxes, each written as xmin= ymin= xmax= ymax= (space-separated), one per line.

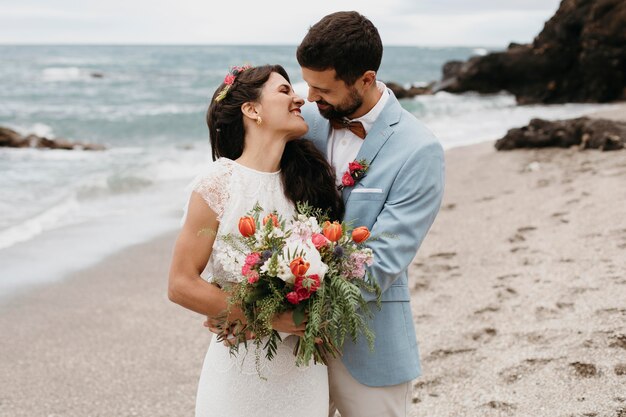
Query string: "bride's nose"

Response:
xmin=293 ymin=95 xmax=305 ymax=106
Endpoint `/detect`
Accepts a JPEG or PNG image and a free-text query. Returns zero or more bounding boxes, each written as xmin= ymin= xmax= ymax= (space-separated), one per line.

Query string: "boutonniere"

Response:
xmin=338 ymin=159 xmax=370 ymax=191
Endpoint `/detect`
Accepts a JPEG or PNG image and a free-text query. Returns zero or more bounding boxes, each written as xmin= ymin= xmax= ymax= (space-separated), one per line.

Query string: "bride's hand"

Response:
xmin=271 ymin=311 xmax=307 ymax=337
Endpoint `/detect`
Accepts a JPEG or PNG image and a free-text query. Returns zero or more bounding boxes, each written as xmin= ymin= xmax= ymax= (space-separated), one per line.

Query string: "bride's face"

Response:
xmin=256 ymin=72 xmax=308 ymax=140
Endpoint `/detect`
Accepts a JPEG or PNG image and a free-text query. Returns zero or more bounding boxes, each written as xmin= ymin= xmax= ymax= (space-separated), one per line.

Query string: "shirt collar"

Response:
xmin=350 ymin=81 xmax=389 ymax=132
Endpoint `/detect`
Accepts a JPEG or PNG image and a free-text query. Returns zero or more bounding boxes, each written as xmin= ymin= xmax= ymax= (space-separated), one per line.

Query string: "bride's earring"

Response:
xmin=256 ymin=116 xmax=262 ymax=126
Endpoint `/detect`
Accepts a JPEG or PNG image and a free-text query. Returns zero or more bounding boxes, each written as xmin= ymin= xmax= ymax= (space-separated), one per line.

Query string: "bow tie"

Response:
xmin=330 ymin=118 xmax=367 ymax=139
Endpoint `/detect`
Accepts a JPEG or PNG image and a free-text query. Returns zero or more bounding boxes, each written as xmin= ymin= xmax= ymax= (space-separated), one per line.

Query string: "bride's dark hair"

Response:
xmin=207 ymin=64 xmax=344 ymax=220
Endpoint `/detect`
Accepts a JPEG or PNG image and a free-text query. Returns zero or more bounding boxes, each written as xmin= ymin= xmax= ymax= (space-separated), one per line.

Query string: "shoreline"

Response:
xmin=1 ymin=104 xmax=625 ymax=416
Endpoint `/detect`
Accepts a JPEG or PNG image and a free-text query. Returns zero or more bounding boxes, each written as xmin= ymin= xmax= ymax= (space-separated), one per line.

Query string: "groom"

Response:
xmin=298 ymin=11 xmax=444 ymax=417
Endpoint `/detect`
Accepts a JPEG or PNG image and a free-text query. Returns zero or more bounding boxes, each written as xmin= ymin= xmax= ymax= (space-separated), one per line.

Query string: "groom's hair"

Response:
xmin=297 ymin=11 xmax=383 ymax=86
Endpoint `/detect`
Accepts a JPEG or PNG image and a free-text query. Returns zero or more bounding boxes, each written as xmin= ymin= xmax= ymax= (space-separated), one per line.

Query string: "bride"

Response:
xmin=168 ymin=64 xmax=343 ymax=417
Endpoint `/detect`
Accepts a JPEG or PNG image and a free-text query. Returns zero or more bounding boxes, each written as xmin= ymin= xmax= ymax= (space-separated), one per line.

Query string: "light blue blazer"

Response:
xmin=302 ymin=90 xmax=445 ymax=387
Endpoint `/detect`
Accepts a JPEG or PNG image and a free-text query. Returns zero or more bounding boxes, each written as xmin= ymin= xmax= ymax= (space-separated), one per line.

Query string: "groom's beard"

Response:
xmin=317 ymin=87 xmax=363 ymax=120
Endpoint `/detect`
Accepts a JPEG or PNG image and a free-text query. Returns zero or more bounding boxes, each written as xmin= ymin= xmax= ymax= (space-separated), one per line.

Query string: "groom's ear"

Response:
xmin=360 ymin=71 xmax=377 ymax=89
xmin=241 ymin=101 xmax=260 ymax=122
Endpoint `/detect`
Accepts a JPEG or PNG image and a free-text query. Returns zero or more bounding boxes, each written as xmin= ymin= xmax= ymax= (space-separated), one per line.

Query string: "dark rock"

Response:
xmin=609 ymin=334 xmax=626 ymax=349
xmin=570 ymin=361 xmax=598 ymax=377
xmin=385 ymin=81 xmax=433 ymax=99
xmin=495 ymin=117 xmax=626 ymax=151
xmin=0 ymin=127 xmax=29 ymax=147
xmin=0 ymin=125 xmax=106 ymax=151
xmin=439 ymin=0 xmax=626 ymax=104
xmin=90 ymin=72 xmax=104 ymax=78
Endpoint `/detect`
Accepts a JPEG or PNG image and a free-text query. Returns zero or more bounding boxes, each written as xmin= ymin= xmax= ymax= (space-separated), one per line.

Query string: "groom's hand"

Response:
xmin=271 ymin=311 xmax=307 ymax=337
xmin=204 ymin=316 xmax=256 ymax=346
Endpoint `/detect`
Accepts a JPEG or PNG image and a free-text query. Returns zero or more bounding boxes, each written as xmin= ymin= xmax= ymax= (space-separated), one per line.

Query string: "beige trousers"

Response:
xmin=327 ymin=358 xmax=412 ymax=417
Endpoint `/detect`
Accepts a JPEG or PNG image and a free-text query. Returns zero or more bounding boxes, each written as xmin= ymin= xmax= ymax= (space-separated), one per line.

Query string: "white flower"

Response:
xmin=287 ymin=216 xmax=321 ymax=242
xmin=276 ymin=259 xmax=293 ymax=283
xmin=268 ymin=228 xmax=285 ymax=239
xmin=213 ymin=241 xmax=246 ymax=281
xmin=281 ymin=239 xmax=328 ymax=280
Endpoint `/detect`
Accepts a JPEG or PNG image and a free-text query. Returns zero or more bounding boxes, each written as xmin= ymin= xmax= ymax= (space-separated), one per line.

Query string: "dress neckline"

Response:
xmin=221 ymin=158 xmax=281 ymax=176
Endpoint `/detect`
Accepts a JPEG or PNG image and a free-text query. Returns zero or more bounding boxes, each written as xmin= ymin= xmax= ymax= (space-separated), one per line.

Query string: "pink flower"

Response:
xmin=342 ymin=172 xmax=355 ymax=187
xmin=348 ymin=161 xmax=363 ymax=173
xmin=247 ymin=271 xmax=259 ymax=284
xmin=242 ymin=252 xmax=261 ymax=276
xmin=348 ymin=252 xmax=373 ymax=279
xmin=245 ymin=252 xmax=261 ymax=265
xmin=296 ymin=287 xmax=311 ymax=301
xmin=286 ymin=291 xmax=300 ymax=305
xmin=307 ymin=274 xmax=321 ymax=292
xmin=311 ymin=233 xmax=329 ymax=249
xmin=224 ymin=74 xmax=236 ymax=85
xmin=295 ymin=274 xmax=320 ymax=293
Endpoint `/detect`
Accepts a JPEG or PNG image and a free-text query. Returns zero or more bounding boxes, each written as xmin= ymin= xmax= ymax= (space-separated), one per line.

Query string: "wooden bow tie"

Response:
xmin=330 ymin=118 xmax=366 ymax=139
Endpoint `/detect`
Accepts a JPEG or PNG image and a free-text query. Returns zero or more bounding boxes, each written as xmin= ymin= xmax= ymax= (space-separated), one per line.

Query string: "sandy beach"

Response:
xmin=411 ymin=104 xmax=626 ymax=416
xmin=1 ymin=105 xmax=625 ymax=417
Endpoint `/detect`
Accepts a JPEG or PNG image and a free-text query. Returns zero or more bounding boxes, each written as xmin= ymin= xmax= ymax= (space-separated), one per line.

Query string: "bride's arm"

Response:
xmin=168 ymin=192 xmax=244 ymax=321
xmin=169 ymin=191 xmax=306 ymax=336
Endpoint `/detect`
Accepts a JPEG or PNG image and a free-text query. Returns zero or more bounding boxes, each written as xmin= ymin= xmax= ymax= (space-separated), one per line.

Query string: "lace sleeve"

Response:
xmin=191 ymin=159 xmax=233 ymax=221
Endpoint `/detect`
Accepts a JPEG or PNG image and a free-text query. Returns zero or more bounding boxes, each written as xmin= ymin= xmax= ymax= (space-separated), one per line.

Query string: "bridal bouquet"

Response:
xmin=216 ymin=203 xmax=380 ymax=369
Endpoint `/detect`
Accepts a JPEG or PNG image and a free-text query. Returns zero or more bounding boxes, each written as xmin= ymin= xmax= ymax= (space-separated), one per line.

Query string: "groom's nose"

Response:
xmin=307 ymin=88 xmax=320 ymax=103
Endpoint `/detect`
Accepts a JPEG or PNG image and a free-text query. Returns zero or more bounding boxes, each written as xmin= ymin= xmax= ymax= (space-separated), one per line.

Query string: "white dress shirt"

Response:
xmin=328 ymin=81 xmax=389 ymax=185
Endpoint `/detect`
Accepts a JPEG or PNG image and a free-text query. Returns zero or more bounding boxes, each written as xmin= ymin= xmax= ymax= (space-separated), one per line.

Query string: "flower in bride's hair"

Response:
xmin=224 ymin=73 xmax=236 ymax=85
xmin=214 ymin=64 xmax=253 ymax=102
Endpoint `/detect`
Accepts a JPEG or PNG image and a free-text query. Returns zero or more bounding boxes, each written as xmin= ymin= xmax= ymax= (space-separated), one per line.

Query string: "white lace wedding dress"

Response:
xmin=190 ymin=158 xmax=329 ymax=417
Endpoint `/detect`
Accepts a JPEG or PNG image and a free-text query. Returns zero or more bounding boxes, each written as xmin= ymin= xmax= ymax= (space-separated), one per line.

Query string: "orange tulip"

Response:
xmin=351 ymin=226 xmax=371 ymax=243
xmin=289 ymin=257 xmax=310 ymax=277
xmin=238 ymin=216 xmax=256 ymax=237
xmin=323 ymin=221 xmax=343 ymax=243
xmin=263 ymin=213 xmax=279 ymax=227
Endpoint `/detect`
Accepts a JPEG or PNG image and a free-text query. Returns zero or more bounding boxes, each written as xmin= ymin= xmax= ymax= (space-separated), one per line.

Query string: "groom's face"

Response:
xmin=301 ymin=67 xmax=363 ymax=120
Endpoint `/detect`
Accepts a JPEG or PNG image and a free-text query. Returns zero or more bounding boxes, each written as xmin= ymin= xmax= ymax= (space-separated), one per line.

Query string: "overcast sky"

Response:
xmin=0 ymin=0 xmax=563 ymax=47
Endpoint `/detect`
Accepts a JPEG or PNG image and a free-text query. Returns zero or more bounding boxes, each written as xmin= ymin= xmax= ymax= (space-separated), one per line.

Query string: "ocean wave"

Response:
xmin=472 ymin=48 xmax=489 ymax=56
xmin=42 ymin=67 xmax=89 ymax=82
xmin=75 ymin=174 xmax=153 ymax=200
xmin=409 ymin=91 xmax=618 ymax=148
xmin=6 ymin=122 xmax=56 ymax=138
xmin=2 ymin=102 xmax=204 ymax=120
xmin=0 ymin=197 xmax=80 ymax=250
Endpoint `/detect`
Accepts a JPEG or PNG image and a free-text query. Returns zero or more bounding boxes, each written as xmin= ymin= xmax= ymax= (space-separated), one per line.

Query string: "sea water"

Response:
xmin=0 ymin=45 xmax=615 ymax=299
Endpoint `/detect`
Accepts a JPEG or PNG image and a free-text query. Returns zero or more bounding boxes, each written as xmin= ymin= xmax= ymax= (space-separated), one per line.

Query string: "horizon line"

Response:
xmin=0 ymin=42 xmax=508 ymax=49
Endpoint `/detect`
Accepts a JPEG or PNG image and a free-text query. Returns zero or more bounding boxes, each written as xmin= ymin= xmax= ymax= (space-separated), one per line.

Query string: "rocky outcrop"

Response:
xmin=495 ymin=117 xmax=626 ymax=151
xmin=439 ymin=0 xmax=626 ymax=104
xmin=0 ymin=126 xmax=106 ymax=151
xmin=385 ymin=82 xmax=434 ymax=99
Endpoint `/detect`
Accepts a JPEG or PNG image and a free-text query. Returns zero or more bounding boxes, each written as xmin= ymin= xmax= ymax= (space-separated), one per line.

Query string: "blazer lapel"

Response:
xmin=342 ymin=90 xmax=402 ymax=203
xmin=302 ymin=102 xmax=331 ymax=157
